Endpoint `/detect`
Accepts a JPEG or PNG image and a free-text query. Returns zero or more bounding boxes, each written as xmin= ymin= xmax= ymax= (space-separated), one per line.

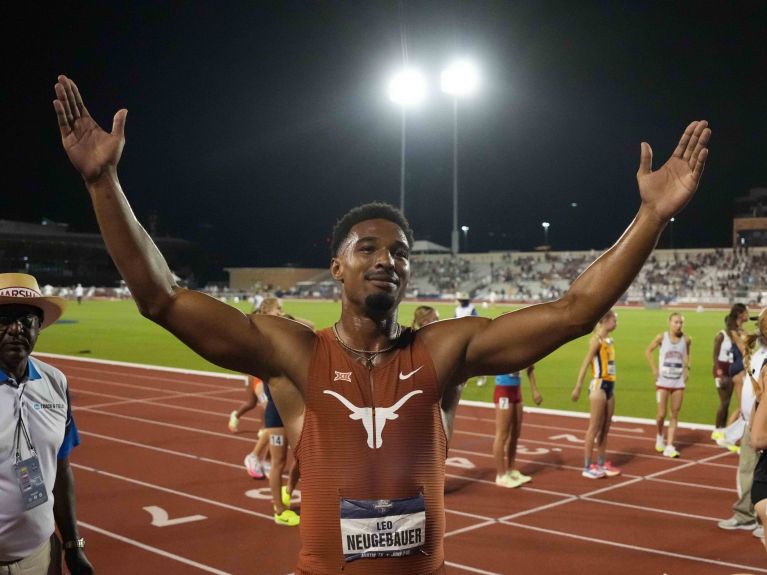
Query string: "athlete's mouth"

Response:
xmin=366 ymin=273 xmax=399 ymax=286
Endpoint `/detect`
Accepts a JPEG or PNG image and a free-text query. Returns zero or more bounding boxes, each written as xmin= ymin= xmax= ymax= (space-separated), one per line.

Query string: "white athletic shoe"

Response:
xmin=663 ymin=445 xmax=680 ymax=458
xmin=228 ymin=410 xmax=239 ymax=433
xmin=244 ymin=453 xmax=265 ymax=479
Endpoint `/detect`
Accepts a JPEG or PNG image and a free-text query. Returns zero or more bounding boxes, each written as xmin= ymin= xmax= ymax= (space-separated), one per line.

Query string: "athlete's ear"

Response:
xmin=330 ymin=257 xmax=343 ymax=282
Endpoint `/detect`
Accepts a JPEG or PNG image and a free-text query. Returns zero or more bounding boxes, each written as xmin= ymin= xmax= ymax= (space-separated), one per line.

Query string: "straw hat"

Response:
xmin=0 ymin=273 xmax=67 ymax=329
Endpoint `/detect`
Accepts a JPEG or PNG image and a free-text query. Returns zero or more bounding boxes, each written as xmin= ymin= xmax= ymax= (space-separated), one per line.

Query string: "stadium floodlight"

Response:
xmin=387 ymin=68 xmax=427 ymax=107
xmin=441 ymin=59 xmax=480 ymax=255
xmin=461 ymin=225 xmax=470 ymax=253
xmin=388 ymin=67 xmax=427 ymax=216
xmin=542 ymin=222 xmax=550 ymax=246
xmin=440 ymin=60 xmax=479 ymax=97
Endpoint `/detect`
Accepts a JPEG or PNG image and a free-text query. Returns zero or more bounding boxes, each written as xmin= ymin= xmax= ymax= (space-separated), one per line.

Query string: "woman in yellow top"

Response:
xmin=572 ymin=310 xmax=621 ymax=479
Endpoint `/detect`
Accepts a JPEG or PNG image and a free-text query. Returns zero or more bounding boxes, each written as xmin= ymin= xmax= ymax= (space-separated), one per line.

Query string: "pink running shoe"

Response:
xmin=601 ymin=461 xmax=621 ymax=477
xmin=581 ymin=464 xmax=606 ymax=479
xmin=244 ymin=453 xmax=265 ymax=479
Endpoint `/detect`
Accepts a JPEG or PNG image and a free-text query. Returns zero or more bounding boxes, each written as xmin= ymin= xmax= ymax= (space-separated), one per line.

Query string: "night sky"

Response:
xmin=4 ymin=1 xmax=766 ymax=278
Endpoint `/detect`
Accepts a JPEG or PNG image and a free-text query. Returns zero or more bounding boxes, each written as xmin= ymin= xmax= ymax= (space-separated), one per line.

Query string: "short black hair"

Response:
xmin=330 ymin=202 xmax=414 ymax=257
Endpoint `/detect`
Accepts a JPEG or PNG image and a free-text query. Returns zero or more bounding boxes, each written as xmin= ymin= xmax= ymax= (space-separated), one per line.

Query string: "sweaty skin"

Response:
xmin=53 ymin=73 xmax=711 ymax=568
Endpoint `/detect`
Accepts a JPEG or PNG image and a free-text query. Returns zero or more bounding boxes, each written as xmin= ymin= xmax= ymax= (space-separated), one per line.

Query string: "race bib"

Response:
xmin=340 ymin=494 xmax=425 ymax=562
xmin=607 ymin=360 xmax=616 ymax=376
xmin=661 ymin=361 xmax=683 ymax=379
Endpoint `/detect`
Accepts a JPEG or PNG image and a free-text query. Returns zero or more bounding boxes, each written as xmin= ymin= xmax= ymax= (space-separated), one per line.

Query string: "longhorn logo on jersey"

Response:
xmin=323 ymin=389 xmax=423 ymax=448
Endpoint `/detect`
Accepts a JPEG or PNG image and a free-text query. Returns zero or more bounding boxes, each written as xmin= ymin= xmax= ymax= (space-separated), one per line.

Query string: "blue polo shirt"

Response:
xmin=0 ymin=357 xmax=80 ymax=560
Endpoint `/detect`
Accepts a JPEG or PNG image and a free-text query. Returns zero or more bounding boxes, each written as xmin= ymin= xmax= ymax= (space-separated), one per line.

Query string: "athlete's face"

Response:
xmin=602 ymin=312 xmax=617 ymax=333
xmin=738 ymin=310 xmax=749 ymax=326
xmin=669 ymin=314 xmax=684 ymax=336
xmin=331 ymin=218 xmax=410 ymax=314
xmin=0 ymin=304 xmax=41 ymax=371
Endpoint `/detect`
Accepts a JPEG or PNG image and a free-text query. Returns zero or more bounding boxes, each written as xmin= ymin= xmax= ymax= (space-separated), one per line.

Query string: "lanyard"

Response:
xmin=14 ymin=383 xmax=36 ymax=463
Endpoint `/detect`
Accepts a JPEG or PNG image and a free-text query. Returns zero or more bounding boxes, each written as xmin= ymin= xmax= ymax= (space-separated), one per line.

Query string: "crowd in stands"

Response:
xmin=36 ymin=246 xmax=767 ymax=307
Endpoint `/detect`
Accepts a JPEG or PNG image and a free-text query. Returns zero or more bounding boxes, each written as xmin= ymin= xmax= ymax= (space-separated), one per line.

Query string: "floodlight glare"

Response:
xmin=388 ymin=68 xmax=427 ymax=107
xmin=461 ymin=225 xmax=470 ymax=232
xmin=441 ymin=60 xmax=479 ymax=97
xmin=542 ymin=222 xmax=550 ymax=229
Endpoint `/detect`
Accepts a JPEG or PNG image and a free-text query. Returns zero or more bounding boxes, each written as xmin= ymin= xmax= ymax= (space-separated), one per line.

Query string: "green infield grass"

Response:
xmin=36 ymin=298 xmax=734 ymax=425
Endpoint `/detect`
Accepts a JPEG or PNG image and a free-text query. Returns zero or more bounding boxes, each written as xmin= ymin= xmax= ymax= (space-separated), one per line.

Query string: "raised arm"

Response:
xmin=53 ymin=75 xmax=312 ymax=380
xmin=425 ymin=121 xmax=710 ymax=381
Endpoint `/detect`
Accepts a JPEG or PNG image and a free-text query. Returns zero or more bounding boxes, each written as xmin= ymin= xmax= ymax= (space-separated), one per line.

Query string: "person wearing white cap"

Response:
xmin=0 ymin=273 xmax=94 ymax=574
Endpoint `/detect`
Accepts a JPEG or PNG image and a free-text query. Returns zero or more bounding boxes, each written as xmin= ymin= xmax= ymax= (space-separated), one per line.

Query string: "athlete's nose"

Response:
xmin=375 ymin=248 xmax=395 ymax=269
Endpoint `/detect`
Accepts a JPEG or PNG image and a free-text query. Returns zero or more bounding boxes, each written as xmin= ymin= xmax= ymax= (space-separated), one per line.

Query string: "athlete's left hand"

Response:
xmin=637 ymin=120 xmax=711 ymax=223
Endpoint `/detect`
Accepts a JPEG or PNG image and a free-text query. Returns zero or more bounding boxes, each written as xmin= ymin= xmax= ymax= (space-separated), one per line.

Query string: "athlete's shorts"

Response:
xmin=751 ymin=479 xmax=767 ymax=507
xmin=494 ymin=385 xmax=522 ymax=408
xmin=656 ymin=383 xmax=685 ymax=392
xmin=589 ymin=378 xmax=614 ymax=400
xmin=713 ymin=361 xmax=731 ymax=379
xmin=656 ymin=386 xmax=685 ymax=403
xmin=263 ymin=382 xmax=284 ymax=429
xmin=730 ymin=347 xmax=744 ymax=377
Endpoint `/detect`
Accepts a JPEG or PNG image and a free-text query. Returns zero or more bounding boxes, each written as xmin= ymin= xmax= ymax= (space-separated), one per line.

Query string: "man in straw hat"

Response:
xmin=53 ymin=73 xmax=709 ymax=574
xmin=0 ymin=273 xmax=94 ymax=574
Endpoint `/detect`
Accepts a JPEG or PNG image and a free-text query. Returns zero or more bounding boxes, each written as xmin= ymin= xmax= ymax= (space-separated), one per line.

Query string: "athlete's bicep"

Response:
xmin=154 ymin=288 xmax=312 ymax=377
xmin=462 ymin=299 xmax=587 ymax=377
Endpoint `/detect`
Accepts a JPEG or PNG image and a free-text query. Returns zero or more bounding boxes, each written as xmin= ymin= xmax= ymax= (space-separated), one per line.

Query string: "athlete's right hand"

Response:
xmin=54 ymin=75 xmax=127 ymax=184
xmin=570 ymin=386 xmax=581 ymax=402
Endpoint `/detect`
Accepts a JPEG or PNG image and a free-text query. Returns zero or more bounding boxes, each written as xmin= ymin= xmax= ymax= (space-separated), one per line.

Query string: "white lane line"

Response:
xmin=498 ymin=520 xmax=767 ymax=573
xmin=78 ymin=431 xmax=246 ymax=470
xmin=582 ymin=496 xmax=731 ymax=522
xmin=34 ymin=352 xmax=246 ymax=380
xmin=69 ymin=374 xmax=242 ymax=400
xmin=501 ymin=495 xmax=579 ymax=520
xmin=444 ymin=560 xmax=503 ymax=575
xmin=76 ymin=407 xmax=257 ymax=443
xmin=77 ymin=520 xmax=232 ymax=575
xmin=68 ymin=370 xmax=236 ymax=391
xmin=71 ymin=463 xmax=274 ymax=521
xmin=447 ymin=445 xmax=737 ymax=486
xmin=444 ymin=519 xmax=497 ymax=538
xmin=74 ymin=388 xmax=258 ymax=419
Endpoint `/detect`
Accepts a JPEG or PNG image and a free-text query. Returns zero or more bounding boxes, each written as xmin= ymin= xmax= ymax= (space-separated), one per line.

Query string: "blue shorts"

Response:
xmin=263 ymin=382 xmax=284 ymax=429
xmin=590 ymin=378 xmax=615 ymax=400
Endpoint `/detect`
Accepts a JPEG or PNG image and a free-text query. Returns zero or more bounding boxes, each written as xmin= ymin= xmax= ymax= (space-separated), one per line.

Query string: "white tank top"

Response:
xmin=657 ymin=332 xmax=687 ymax=387
xmin=743 ymin=342 xmax=767 ymax=424
xmin=717 ymin=329 xmax=733 ymax=363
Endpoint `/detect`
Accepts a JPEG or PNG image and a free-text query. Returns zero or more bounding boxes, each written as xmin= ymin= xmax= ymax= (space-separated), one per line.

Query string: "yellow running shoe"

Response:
xmin=274 ymin=509 xmax=300 ymax=527
xmin=281 ymin=485 xmax=291 ymax=508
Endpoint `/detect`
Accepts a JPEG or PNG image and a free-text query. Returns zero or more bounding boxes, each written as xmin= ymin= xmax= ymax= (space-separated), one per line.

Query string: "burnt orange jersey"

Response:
xmin=294 ymin=327 xmax=447 ymax=575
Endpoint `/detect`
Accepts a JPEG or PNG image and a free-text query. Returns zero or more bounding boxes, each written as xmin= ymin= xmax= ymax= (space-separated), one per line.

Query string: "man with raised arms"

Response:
xmin=53 ymin=74 xmax=710 ymax=574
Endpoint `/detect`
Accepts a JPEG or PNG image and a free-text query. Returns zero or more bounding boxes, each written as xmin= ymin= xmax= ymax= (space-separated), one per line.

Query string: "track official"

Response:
xmin=0 ymin=273 xmax=94 ymax=575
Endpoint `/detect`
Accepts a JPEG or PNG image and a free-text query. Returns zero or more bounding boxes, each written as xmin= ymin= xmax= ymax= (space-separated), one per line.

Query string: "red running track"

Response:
xmin=36 ymin=353 xmax=766 ymax=575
